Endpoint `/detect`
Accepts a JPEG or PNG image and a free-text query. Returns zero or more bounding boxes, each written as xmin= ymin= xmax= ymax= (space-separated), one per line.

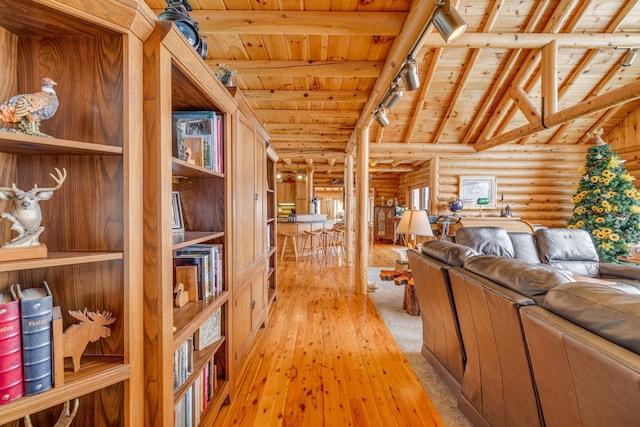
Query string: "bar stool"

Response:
xmin=280 ymin=231 xmax=301 ymax=260
xmin=321 ymin=227 xmax=336 ymax=255
xmin=302 ymin=229 xmax=324 ymax=258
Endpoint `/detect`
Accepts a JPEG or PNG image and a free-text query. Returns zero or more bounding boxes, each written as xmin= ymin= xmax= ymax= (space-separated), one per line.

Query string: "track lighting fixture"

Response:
xmin=381 ymin=80 xmax=403 ymax=110
xmin=433 ymin=0 xmax=467 ymax=44
xmin=374 ymin=105 xmax=389 ymax=127
xmin=399 ymin=55 xmax=420 ymax=91
xmin=622 ymin=48 xmax=638 ymax=67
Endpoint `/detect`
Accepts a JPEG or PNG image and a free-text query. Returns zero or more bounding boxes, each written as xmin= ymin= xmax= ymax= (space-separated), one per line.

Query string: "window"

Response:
xmin=410 ymin=187 xmax=429 ymax=210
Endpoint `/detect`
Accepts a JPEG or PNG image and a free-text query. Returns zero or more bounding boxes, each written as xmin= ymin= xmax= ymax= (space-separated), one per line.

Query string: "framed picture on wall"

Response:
xmin=172 ymin=191 xmax=184 ymax=233
xmin=459 ymin=176 xmax=497 ymax=208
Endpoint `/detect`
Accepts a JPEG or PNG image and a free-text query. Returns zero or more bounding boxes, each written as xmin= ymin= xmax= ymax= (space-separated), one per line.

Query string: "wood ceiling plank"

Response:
xmin=206 ymin=60 xmax=383 ymax=77
xmin=243 ymin=90 xmax=368 ymax=102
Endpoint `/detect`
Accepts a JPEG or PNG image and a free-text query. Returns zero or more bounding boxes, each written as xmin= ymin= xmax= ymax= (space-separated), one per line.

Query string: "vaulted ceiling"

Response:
xmin=145 ymin=0 xmax=640 ymax=186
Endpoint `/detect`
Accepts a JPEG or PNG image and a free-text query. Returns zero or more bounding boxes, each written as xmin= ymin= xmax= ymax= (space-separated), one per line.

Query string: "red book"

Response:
xmin=0 ymin=290 xmax=23 ymax=405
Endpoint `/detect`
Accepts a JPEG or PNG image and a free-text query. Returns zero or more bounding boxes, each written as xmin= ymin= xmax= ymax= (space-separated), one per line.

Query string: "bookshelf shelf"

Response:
xmin=0 ymin=251 xmax=123 ymax=272
xmin=173 ymin=337 xmax=225 ymax=403
xmin=172 ymin=232 xmax=225 ymax=249
xmin=0 ymin=133 xmax=123 ymax=155
xmin=0 ymin=357 xmax=128 ymax=423
xmin=172 ymin=291 xmax=229 ymax=351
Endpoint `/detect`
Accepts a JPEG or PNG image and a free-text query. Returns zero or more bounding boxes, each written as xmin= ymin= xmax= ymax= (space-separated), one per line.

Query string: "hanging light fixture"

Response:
xmin=622 ymin=48 xmax=638 ymax=67
xmin=398 ymin=55 xmax=420 ymax=91
xmin=381 ymin=79 xmax=403 ymax=110
xmin=374 ymin=105 xmax=389 ymax=127
xmin=432 ymin=0 xmax=467 ymax=44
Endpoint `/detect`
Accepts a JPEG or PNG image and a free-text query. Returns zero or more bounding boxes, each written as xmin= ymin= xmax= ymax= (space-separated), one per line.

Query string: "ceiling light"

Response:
xmin=399 ymin=55 xmax=420 ymax=91
xmin=433 ymin=0 xmax=467 ymax=44
xmin=381 ymin=81 xmax=403 ymax=110
xmin=622 ymin=48 xmax=637 ymax=67
xmin=374 ymin=106 xmax=389 ymax=127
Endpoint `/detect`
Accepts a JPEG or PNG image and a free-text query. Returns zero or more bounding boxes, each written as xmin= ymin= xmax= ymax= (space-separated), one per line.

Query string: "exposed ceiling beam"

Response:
xmin=189 ymin=11 xmax=406 ymax=36
xmin=243 ymin=90 xmax=369 ymax=103
xmin=422 ymin=31 xmax=640 ymax=49
xmin=475 ymin=78 xmax=640 ymax=151
xmin=265 ymin=124 xmax=354 ymax=132
xmin=346 ymin=0 xmax=438 ymax=154
xmin=370 ymin=143 xmax=585 ymax=158
xmin=207 ymin=60 xmax=383 ymax=77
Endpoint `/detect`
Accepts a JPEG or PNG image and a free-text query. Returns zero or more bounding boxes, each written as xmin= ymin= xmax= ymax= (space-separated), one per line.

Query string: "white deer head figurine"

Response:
xmin=0 ymin=167 xmax=66 ymax=248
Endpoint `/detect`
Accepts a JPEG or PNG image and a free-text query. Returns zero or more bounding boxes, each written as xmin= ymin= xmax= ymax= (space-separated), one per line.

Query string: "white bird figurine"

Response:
xmin=0 ymin=77 xmax=59 ymax=138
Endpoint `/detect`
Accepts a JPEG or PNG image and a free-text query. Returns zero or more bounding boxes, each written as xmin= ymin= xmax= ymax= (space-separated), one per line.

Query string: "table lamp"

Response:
xmin=477 ymin=197 xmax=490 ymax=217
xmin=395 ymin=209 xmax=434 ymax=249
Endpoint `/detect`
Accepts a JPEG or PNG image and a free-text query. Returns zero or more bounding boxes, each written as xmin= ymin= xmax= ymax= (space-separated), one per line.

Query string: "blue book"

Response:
xmin=11 ymin=282 xmax=53 ymax=396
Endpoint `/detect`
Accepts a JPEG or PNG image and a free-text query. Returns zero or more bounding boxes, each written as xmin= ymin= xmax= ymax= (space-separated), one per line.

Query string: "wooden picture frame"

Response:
xmin=172 ymin=191 xmax=184 ymax=233
xmin=459 ymin=176 xmax=497 ymax=208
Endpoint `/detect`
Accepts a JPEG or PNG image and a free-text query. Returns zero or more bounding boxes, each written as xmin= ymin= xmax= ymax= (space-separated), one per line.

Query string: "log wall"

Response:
xmin=399 ymin=145 xmax=588 ymax=228
xmin=604 ymin=107 xmax=640 ymax=180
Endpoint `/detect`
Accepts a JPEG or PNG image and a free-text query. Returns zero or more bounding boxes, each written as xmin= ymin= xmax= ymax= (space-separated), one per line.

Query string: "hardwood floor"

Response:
xmin=214 ymin=243 xmax=443 ymax=426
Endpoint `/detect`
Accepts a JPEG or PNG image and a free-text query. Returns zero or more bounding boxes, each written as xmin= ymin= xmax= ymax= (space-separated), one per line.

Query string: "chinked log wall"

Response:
xmin=399 ymin=145 xmax=589 ymax=228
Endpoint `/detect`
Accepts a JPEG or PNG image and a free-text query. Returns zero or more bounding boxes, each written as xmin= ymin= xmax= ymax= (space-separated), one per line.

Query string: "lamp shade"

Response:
xmin=399 ymin=57 xmax=420 ymax=91
xmin=374 ymin=107 xmax=389 ymax=127
xmin=381 ymin=82 xmax=403 ymax=110
xmin=395 ymin=210 xmax=434 ymax=237
xmin=433 ymin=2 xmax=467 ymax=44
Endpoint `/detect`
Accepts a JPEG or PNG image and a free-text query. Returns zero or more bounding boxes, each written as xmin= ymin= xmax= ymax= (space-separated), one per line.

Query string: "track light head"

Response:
xmin=433 ymin=0 xmax=467 ymax=44
xmin=381 ymin=81 xmax=403 ymax=110
xmin=399 ymin=56 xmax=420 ymax=91
xmin=622 ymin=48 xmax=638 ymax=67
xmin=374 ymin=106 xmax=389 ymax=127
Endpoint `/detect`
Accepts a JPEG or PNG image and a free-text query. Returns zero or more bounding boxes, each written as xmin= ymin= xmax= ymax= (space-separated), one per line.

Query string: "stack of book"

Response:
xmin=0 ymin=282 xmax=54 ymax=406
xmin=173 ymin=244 xmax=224 ymax=302
xmin=172 ymin=111 xmax=224 ymax=173
xmin=174 ymin=357 xmax=218 ymax=427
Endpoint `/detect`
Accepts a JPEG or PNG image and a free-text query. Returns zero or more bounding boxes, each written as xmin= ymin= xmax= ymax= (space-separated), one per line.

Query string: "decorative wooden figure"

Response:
xmin=24 ymin=398 xmax=79 ymax=427
xmin=63 ymin=308 xmax=115 ymax=372
xmin=0 ymin=167 xmax=67 ymax=261
xmin=174 ymin=283 xmax=189 ymax=308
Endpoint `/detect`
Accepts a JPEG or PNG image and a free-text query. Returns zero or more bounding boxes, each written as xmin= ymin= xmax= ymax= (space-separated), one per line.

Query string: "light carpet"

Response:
xmin=367 ymin=267 xmax=472 ymax=427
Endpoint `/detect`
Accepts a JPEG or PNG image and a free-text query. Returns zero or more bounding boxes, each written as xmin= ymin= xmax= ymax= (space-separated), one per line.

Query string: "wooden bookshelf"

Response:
xmin=142 ymin=20 xmax=236 ymax=426
xmin=0 ymin=0 xmax=153 ymax=425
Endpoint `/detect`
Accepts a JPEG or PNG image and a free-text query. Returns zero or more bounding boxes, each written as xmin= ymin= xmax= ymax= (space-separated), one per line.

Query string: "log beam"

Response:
xmin=475 ymin=78 xmax=640 ymax=151
xmin=510 ymin=87 xmax=541 ymax=124
xmin=542 ymin=40 xmax=558 ymax=116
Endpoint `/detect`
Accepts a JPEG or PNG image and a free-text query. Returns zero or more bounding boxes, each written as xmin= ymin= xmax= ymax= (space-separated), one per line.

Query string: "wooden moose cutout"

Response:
xmin=63 ymin=308 xmax=116 ymax=372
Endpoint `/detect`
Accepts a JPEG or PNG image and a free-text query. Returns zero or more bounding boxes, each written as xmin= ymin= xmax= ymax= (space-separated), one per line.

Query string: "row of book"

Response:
xmin=173 ymin=307 xmax=222 ymax=392
xmin=174 ymin=244 xmax=224 ymax=301
xmin=174 ymin=358 xmax=218 ymax=427
xmin=172 ymin=111 xmax=224 ymax=173
xmin=0 ymin=282 xmax=54 ymax=405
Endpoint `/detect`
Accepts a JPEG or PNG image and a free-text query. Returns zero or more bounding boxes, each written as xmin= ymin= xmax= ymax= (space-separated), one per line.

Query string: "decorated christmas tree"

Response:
xmin=567 ymin=129 xmax=640 ymax=262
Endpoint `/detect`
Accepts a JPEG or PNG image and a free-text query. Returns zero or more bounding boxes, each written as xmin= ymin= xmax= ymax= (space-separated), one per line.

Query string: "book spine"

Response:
xmin=0 ymin=299 xmax=23 ymax=404
xmin=19 ymin=288 xmax=53 ymax=395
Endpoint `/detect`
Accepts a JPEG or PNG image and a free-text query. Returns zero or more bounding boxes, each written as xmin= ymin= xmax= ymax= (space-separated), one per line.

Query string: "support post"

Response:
xmin=345 ymin=154 xmax=354 ymax=267
xmin=356 ymin=126 xmax=369 ymax=295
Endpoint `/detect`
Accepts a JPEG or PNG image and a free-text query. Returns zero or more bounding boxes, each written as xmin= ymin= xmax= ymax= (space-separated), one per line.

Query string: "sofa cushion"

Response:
xmin=463 ymin=255 xmax=574 ymax=300
xmin=455 ymin=227 xmax=515 ymax=257
xmin=535 ymin=228 xmax=600 ymax=276
xmin=509 ymin=232 xmax=542 ymax=264
xmin=543 ymin=282 xmax=640 ymax=354
xmin=421 ymin=239 xmax=478 ymax=267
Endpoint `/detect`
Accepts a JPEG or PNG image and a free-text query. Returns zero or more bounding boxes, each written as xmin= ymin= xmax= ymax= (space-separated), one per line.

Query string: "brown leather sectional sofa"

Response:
xmin=408 ymin=227 xmax=640 ymax=427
